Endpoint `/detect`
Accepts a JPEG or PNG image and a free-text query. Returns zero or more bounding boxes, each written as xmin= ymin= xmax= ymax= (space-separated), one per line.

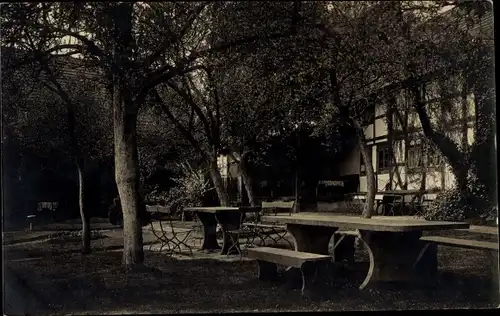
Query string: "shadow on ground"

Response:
xmin=3 ymin=227 xmax=499 ymax=315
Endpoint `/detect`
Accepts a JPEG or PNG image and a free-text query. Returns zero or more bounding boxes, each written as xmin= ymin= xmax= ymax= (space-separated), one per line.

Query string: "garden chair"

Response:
xmin=146 ymin=205 xmax=195 ymax=256
xmin=242 ymin=201 xmax=295 ymax=249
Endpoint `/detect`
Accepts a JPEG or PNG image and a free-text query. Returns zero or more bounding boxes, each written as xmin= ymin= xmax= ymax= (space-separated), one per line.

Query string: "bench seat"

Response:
xmin=420 ymin=236 xmax=498 ymax=251
xmin=417 ymin=236 xmax=499 ymax=287
xmin=457 ymin=225 xmax=499 ymax=236
xmin=247 ymin=246 xmax=331 ymax=267
xmin=246 ymin=247 xmax=331 ymax=298
xmin=243 ymin=223 xmax=287 ymax=230
xmin=335 ymin=230 xmax=359 ymax=237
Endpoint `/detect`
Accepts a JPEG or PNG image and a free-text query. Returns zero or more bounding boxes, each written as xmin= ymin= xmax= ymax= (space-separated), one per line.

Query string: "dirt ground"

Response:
xmin=3 ymin=219 xmax=499 ymax=315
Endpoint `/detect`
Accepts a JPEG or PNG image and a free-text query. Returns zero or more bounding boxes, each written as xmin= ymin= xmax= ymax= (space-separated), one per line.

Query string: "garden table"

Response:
xmin=261 ymin=212 xmax=469 ymax=289
xmin=183 ymin=206 xmax=261 ymax=255
xmin=347 ymin=190 xmax=436 ymax=216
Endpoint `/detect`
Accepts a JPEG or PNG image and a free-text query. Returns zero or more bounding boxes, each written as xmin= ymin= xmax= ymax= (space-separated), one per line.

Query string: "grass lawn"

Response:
xmin=3 ymin=222 xmax=499 ymax=315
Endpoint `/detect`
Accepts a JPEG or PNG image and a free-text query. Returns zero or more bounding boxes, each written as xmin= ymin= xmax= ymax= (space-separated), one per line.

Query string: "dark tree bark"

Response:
xmin=153 ymin=89 xmax=230 ymax=208
xmin=112 ymin=3 xmax=144 ymax=266
xmin=113 ymin=94 xmax=144 ymax=266
xmin=353 ymin=119 xmax=375 ymax=219
xmin=230 ymin=151 xmax=256 ymax=207
xmin=410 ymin=84 xmax=469 ymax=193
xmin=208 ymin=156 xmax=230 ymax=206
xmin=470 ymin=66 xmax=496 ymax=200
xmin=329 ymin=68 xmax=375 ymax=218
xmin=78 ymin=165 xmax=91 ymax=253
xmin=40 ymin=62 xmax=91 ymax=254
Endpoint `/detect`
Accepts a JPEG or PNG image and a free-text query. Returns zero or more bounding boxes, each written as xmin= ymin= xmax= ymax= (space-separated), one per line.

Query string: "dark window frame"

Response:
xmin=376 ymin=142 xmax=393 ymax=173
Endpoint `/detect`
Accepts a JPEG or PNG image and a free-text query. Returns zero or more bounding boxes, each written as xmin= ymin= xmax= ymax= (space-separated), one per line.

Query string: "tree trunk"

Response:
xmin=353 ymin=119 xmax=375 ymax=219
xmin=388 ymin=105 xmax=405 ymax=189
xmin=114 ymin=96 xmax=144 ymax=267
xmin=419 ymin=164 xmax=427 ymax=192
xmin=470 ymin=69 xmax=496 ymax=200
xmin=410 ymin=85 xmax=470 ymax=191
xmin=294 ymin=169 xmax=300 ymax=213
xmin=39 ymin=61 xmax=92 ymax=254
xmin=230 ymin=152 xmax=256 ymax=207
xmin=77 ymin=164 xmax=91 ymax=254
xmin=208 ymin=157 xmax=230 ymax=206
xmin=110 ymin=3 xmax=144 ymax=267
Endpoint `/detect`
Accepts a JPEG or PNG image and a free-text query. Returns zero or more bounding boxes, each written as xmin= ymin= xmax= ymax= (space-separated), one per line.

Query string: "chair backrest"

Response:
xmin=261 ymin=201 xmax=295 ymax=216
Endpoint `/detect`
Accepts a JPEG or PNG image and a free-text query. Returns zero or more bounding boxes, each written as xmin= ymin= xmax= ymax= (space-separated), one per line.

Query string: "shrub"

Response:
xmin=145 ymin=162 xmax=214 ymax=217
xmin=423 ymin=189 xmax=472 ymax=221
xmin=423 ymin=172 xmax=496 ymax=222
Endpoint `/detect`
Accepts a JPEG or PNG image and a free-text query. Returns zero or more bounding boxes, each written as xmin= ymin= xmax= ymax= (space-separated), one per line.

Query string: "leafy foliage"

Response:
xmin=423 ymin=169 xmax=496 ymax=222
xmin=144 ymin=162 xmax=213 ymax=215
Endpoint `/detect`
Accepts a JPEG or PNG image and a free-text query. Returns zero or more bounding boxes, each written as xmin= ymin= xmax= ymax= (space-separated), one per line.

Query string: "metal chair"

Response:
xmin=147 ymin=206 xmax=195 ymax=256
xmin=242 ymin=202 xmax=294 ymax=249
xmin=226 ymin=211 xmax=247 ymax=261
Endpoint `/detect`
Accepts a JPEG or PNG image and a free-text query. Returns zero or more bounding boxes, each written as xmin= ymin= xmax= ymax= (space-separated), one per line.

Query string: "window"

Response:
xmin=407 ymin=145 xmax=424 ymax=169
xmin=377 ymin=143 xmax=393 ymax=172
xmin=407 ymin=144 xmax=441 ymax=170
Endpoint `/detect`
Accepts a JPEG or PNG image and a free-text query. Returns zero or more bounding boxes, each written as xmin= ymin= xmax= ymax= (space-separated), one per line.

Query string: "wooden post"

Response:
xmin=27 ymin=215 xmax=36 ymax=231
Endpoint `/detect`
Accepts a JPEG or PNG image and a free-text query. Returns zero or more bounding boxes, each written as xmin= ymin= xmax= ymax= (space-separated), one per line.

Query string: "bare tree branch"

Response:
xmin=142 ymin=3 xmax=208 ymax=69
xmin=151 ymin=88 xmax=207 ymax=158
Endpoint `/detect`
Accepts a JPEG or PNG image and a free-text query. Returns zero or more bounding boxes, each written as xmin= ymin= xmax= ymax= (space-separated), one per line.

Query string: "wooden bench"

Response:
xmin=420 ymin=236 xmax=498 ymax=251
xmin=246 ymin=247 xmax=331 ymax=298
xmin=457 ymin=225 xmax=499 ymax=236
xmin=417 ymin=236 xmax=499 ymax=285
xmin=243 ymin=201 xmax=295 ymax=248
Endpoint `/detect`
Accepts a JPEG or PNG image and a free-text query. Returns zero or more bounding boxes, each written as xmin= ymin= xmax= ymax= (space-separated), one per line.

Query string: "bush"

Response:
xmin=144 ymin=162 xmax=214 ymax=217
xmin=423 ymin=173 xmax=496 ymax=222
xmin=423 ymin=189 xmax=472 ymax=221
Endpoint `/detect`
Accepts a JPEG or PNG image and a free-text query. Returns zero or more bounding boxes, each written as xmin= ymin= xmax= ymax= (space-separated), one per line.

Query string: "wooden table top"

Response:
xmin=261 ymin=212 xmax=469 ymax=232
xmin=183 ymin=206 xmax=261 ymax=214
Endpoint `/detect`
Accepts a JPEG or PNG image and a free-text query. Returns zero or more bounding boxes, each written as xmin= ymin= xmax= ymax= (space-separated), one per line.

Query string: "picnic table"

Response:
xmin=183 ymin=206 xmax=261 ymax=255
xmin=261 ymin=212 xmax=469 ymax=289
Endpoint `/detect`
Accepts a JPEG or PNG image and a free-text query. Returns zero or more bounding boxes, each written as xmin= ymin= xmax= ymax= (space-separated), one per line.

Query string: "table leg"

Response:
xmin=195 ymin=212 xmax=221 ymax=252
xmin=331 ymin=233 xmax=356 ymax=263
xmin=215 ymin=211 xmax=242 ymax=255
xmin=287 ymin=224 xmax=337 ymax=255
xmin=358 ymin=230 xmax=437 ymax=289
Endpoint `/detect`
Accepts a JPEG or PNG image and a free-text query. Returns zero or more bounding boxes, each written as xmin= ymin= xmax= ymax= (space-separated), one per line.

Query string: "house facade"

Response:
xmin=339 ymin=85 xmax=477 ymax=193
xmin=215 ymin=3 xmax=494 ymax=201
xmin=341 ymin=4 xmax=494 ymax=194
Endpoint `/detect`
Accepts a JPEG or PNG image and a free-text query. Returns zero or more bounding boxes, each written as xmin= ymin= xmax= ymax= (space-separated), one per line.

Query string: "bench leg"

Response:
xmin=257 ymin=260 xmax=278 ymax=281
xmin=300 ymin=261 xmax=328 ymax=300
xmin=413 ymin=243 xmax=438 ymax=282
xmin=488 ymin=250 xmax=499 ymax=297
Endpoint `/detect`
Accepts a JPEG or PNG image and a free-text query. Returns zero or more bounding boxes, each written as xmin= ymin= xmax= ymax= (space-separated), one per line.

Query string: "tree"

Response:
xmin=2 ymin=46 xmax=112 ymax=252
xmin=286 ymin=2 xmax=406 ymax=218
xmin=2 ymin=2 xmax=302 ymax=266
xmin=361 ymin=1 xmax=494 ymax=209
